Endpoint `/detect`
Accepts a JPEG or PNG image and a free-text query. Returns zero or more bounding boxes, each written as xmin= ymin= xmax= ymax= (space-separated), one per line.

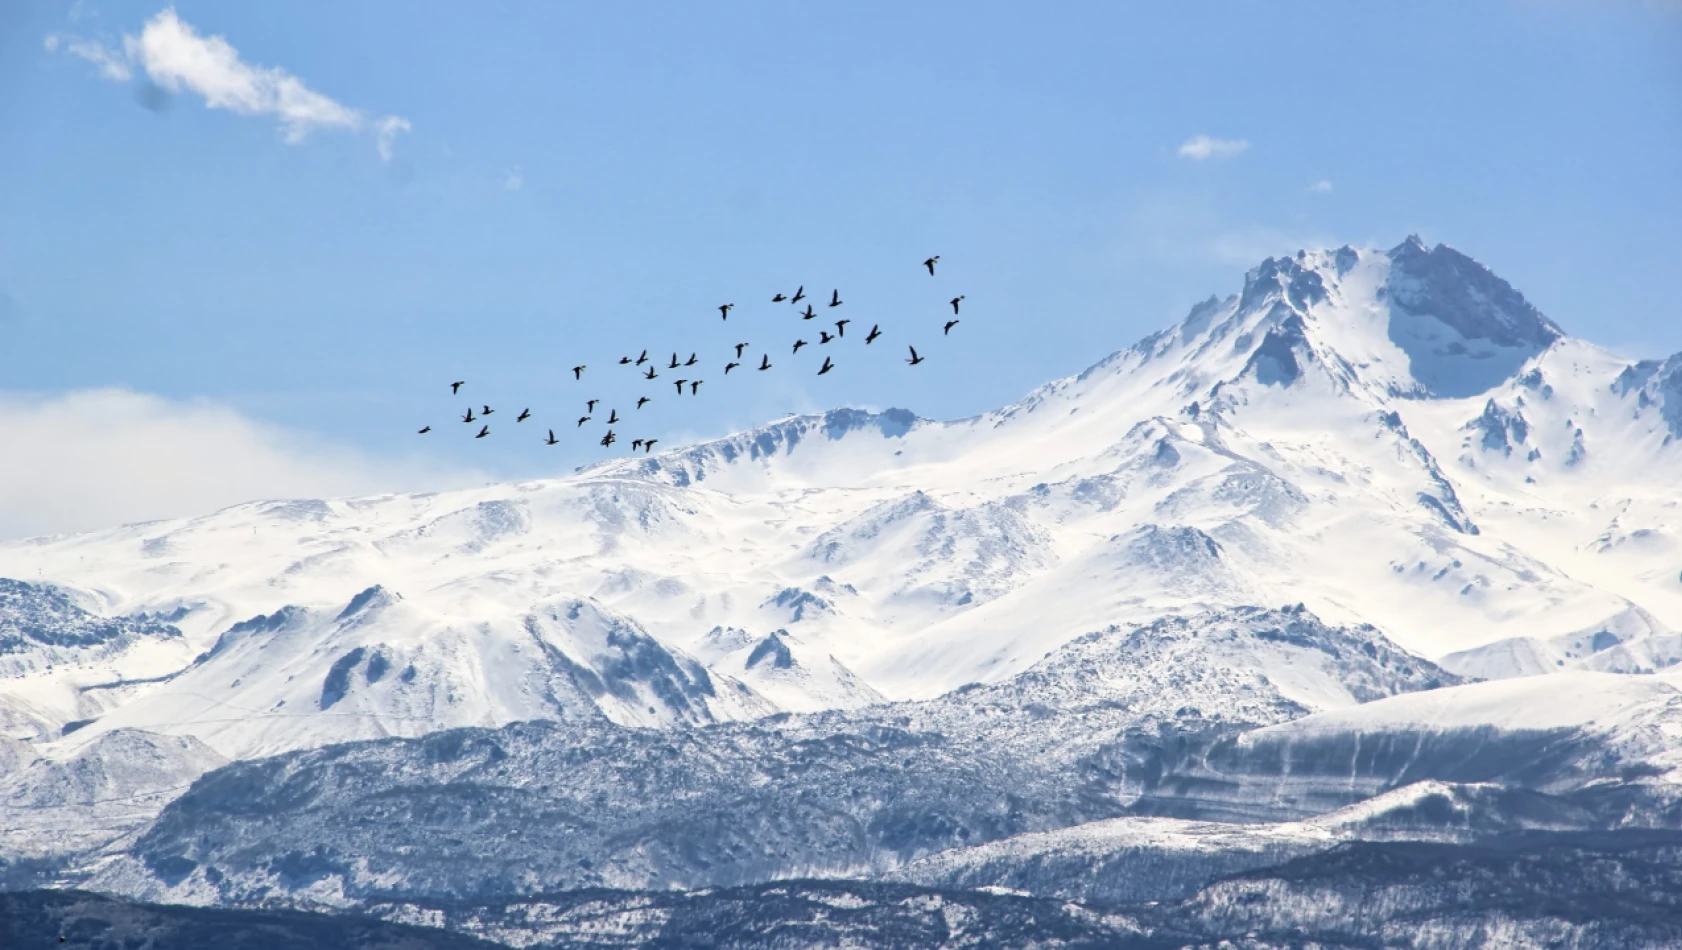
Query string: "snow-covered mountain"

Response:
xmin=83 ymin=606 xmax=1460 ymax=906
xmin=13 ymin=236 xmax=1682 ymax=944
xmin=0 ymin=729 xmax=224 ymax=886
xmin=67 ymin=605 xmax=1682 ymax=944
xmin=6 ymin=236 xmax=1682 ymax=767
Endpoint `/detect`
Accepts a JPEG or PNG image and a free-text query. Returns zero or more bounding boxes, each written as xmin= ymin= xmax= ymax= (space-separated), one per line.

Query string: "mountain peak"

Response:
xmin=1238 ymin=254 xmax=1329 ymax=317
xmin=1378 ymin=237 xmax=1563 ymax=397
xmin=1127 ymin=236 xmax=1568 ymax=403
xmin=1393 ymin=233 xmax=1429 ymax=255
xmin=1383 ymin=237 xmax=1562 ymax=348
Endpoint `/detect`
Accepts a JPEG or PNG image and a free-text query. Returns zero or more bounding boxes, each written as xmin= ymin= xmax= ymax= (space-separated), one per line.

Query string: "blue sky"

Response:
xmin=0 ymin=0 xmax=1678 ymax=536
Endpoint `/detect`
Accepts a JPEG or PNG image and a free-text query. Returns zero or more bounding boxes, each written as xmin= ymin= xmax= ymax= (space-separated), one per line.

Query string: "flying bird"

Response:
xmin=725 ymin=361 xmax=740 ymax=374
xmin=572 ymin=365 xmax=586 ymax=379
xmin=950 ymin=295 xmax=965 ymax=314
xmin=819 ymin=330 xmax=834 ymax=344
xmin=418 ymin=425 xmax=432 ymax=434
xmin=632 ymin=439 xmax=644 ymax=451
xmin=690 ymin=380 xmax=703 ymax=395
xmin=587 ymin=399 xmax=599 ymax=413
xmin=462 ymin=408 xmax=476 ymax=423
xmin=719 ymin=303 xmax=734 ymax=320
xmin=944 ymin=319 xmax=960 ymax=335
xmin=758 ymin=354 xmax=772 ymax=371
xmin=643 ymin=439 xmax=658 ymax=452
xmin=669 ymin=353 xmax=681 ymax=369
xmin=607 ymin=409 xmax=619 ymax=424
xmin=684 ymin=352 xmax=698 ymax=366
xmin=923 ymin=255 xmax=939 ymax=276
xmin=475 ymin=425 xmax=490 ymax=439
xmin=481 ymin=405 xmax=495 ymax=416
xmin=800 ymin=304 xmax=816 ymax=320
xmin=644 ymin=366 xmax=658 ymax=380
xmin=835 ymin=319 xmax=850 ymax=337
xmin=790 ymin=285 xmax=805 ymax=304
xmin=517 ymin=408 xmax=531 ymax=422
xmin=828 ymin=289 xmax=843 ymax=307
xmin=619 ymin=356 xmax=632 ymax=365
xmin=906 ymin=345 xmax=925 ymax=365
xmin=735 ymin=342 xmax=749 ymax=358
xmin=792 ymin=339 xmax=808 ymax=354
xmin=577 ymin=415 xmax=592 ymax=427
xmin=772 ymin=292 xmax=787 ymax=303
xmin=675 ymin=378 xmax=688 ymax=394
xmin=865 ymin=324 xmax=882 ymax=344
xmin=601 ymin=430 xmax=616 ymax=447
xmin=450 ymin=381 xmax=465 ymax=395
xmin=818 ymin=356 xmax=835 ymax=376
xmin=545 ymin=429 xmax=559 ymax=445
xmin=637 ymin=396 xmax=651 ymax=409
xmin=635 ymin=349 xmax=649 ymax=365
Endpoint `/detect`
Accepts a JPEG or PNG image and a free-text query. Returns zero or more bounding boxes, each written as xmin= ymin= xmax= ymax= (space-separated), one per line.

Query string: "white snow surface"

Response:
xmin=6 ymin=237 xmax=1682 ymax=760
xmin=0 ymin=728 xmax=226 ymax=861
xmin=882 ymin=779 xmax=1588 ymax=905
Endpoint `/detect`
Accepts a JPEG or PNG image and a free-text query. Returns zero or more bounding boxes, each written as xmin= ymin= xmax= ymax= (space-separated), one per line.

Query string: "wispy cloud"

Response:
xmin=376 ymin=116 xmax=412 ymax=162
xmin=502 ymin=168 xmax=525 ymax=191
xmin=1211 ymin=227 xmax=1337 ymax=266
xmin=48 ymin=7 xmax=410 ymax=160
xmin=1177 ymin=134 xmax=1250 ymax=161
xmin=46 ymin=34 xmax=132 ymax=81
xmin=0 ymin=389 xmax=481 ymax=540
xmin=1115 ymin=190 xmax=1335 ymax=271
xmin=1308 ymin=179 xmax=1334 ymax=194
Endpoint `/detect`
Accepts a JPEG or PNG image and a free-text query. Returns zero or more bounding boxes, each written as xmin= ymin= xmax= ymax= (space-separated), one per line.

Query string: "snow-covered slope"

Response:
xmin=85 ymin=606 xmax=1456 ymax=906
xmin=6 ymin=236 xmax=1682 ymax=760
xmin=885 ymin=780 xmax=1585 ymax=905
xmin=16 ymin=582 xmax=769 ymax=761
xmin=80 ymin=603 xmax=1682 ymax=915
xmin=692 ymin=624 xmax=884 ymax=712
xmin=0 ymin=580 xmax=193 ymax=741
xmin=0 ymin=729 xmax=225 ymax=882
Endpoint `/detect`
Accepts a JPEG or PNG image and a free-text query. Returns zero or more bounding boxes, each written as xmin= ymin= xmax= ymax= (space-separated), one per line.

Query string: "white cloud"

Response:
xmin=49 ymin=7 xmax=409 ymax=158
xmin=1211 ymin=227 xmax=1337 ymax=266
xmin=376 ymin=115 xmax=411 ymax=162
xmin=1177 ymin=134 xmax=1251 ymax=161
xmin=125 ymin=8 xmax=361 ymax=142
xmin=1114 ymin=191 xmax=1334 ymax=271
xmin=503 ymin=168 xmax=525 ymax=191
xmin=1308 ymin=179 xmax=1334 ymax=194
xmin=50 ymin=34 xmax=133 ymax=81
xmin=0 ymin=389 xmax=480 ymax=541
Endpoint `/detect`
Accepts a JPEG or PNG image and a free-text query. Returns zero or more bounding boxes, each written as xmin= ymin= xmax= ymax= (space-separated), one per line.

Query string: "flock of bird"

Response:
xmin=418 ymin=255 xmax=966 ymax=453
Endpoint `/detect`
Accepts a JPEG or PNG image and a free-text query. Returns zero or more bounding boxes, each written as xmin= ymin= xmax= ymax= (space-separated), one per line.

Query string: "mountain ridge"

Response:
xmin=11 ymin=236 xmax=1682 ymax=945
xmin=4 ymin=236 xmax=1681 ymax=760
